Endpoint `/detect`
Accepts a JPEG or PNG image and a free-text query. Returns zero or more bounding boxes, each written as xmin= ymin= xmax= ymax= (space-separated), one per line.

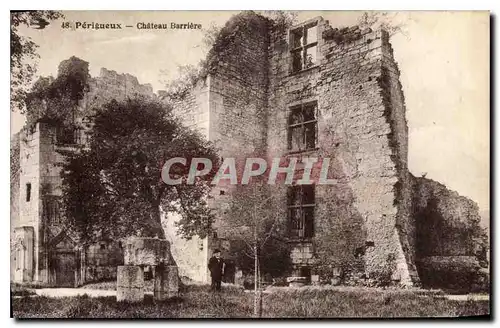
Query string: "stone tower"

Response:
xmin=171 ymin=12 xmax=420 ymax=286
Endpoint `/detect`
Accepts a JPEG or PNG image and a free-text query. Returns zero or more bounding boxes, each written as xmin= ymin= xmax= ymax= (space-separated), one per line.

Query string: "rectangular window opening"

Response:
xmin=292 ymin=50 xmax=303 ymax=72
xmin=26 ymin=183 xmax=31 ymax=202
xmin=290 ymin=22 xmax=318 ymax=73
xmin=287 ymin=101 xmax=318 ymax=153
xmin=304 ymin=45 xmax=317 ymax=69
xmin=287 ymin=185 xmax=315 ymax=239
xmin=56 ymin=126 xmax=82 ymax=145
xmin=43 ymin=196 xmax=62 ymax=226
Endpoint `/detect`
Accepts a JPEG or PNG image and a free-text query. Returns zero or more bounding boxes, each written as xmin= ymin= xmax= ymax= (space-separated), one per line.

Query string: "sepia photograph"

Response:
xmin=9 ymin=9 xmax=490 ymax=319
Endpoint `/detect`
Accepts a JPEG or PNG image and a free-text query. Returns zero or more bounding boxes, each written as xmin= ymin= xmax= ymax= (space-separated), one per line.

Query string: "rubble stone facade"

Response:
xmin=170 ymin=12 xmax=486 ymax=287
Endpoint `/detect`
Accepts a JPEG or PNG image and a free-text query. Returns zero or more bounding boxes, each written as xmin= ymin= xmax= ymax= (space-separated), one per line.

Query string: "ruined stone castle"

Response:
xmin=11 ymin=12 xmax=487 ymax=289
xmin=11 ymin=68 xmax=154 ymax=286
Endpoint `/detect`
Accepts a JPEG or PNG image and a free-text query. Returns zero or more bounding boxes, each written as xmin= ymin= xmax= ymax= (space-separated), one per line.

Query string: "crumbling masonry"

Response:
xmin=168 ymin=13 xmax=486 ymax=287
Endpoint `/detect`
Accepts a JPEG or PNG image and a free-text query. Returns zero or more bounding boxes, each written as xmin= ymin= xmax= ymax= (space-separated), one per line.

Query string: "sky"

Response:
xmin=11 ymin=11 xmax=490 ymax=211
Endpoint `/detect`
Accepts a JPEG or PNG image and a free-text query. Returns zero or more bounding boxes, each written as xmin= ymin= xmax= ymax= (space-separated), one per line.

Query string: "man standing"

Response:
xmin=208 ymin=249 xmax=225 ymax=291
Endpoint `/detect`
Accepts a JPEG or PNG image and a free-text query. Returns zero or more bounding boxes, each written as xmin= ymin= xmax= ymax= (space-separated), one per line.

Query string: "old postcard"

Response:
xmin=10 ymin=10 xmax=490 ymax=319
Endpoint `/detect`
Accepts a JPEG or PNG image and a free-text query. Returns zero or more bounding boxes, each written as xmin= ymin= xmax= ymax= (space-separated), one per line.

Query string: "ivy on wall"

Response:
xmin=160 ymin=11 xmax=297 ymax=103
xmin=25 ymin=56 xmax=90 ymax=130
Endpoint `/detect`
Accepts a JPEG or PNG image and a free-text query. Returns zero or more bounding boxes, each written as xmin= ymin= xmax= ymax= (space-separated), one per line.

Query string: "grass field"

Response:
xmin=11 ymin=284 xmax=490 ymax=319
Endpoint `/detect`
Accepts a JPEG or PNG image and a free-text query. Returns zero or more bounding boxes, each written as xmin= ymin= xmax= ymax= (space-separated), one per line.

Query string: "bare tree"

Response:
xmin=357 ymin=11 xmax=409 ymax=37
xmin=223 ymin=181 xmax=287 ymax=317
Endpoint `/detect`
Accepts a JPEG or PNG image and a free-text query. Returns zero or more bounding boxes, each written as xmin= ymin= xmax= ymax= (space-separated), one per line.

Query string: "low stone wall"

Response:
xmin=84 ymin=241 xmax=124 ymax=283
xmin=124 ymin=237 xmax=172 ymax=266
xmin=84 ymin=266 xmax=117 ymax=282
xmin=411 ymin=175 xmax=488 ymax=291
xmin=411 ymin=175 xmax=485 ymax=258
xmin=416 ymin=256 xmax=487 ymax=291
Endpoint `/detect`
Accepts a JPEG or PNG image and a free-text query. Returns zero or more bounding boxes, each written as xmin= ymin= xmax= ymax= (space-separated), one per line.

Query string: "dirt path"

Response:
xmin=35 ymin=288 xmax=116 ymax=298
xmin=32 ymin=286 xmax=489 ymax=302
xmin=34 ymin=288 xmax=154 ymax=298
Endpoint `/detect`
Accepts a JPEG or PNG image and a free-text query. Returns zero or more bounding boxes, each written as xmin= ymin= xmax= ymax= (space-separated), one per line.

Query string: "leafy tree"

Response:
xmin=61 ymin=97 xmax=220 ymax=243
xmin=11 ymin=11 xmax=64 ymax=112
xmin=201 ymin=22 xmax=222 ymax=51
xmin=159 ymin=64 xmax=203 ymax=101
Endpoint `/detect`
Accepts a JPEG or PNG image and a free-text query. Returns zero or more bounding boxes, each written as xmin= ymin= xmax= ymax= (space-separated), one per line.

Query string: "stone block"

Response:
xmin=287 ymin=276 xmax=307 ymax=287
xmin=235 ymin=269 xmax=244 ymax=286
xmin=153 ymin=265 xmax=179 ymax=301
xmin=117 ymin=286 xmax=144 ymax=303
xmin=331 ymin=277 xmax=341 ymax=286
xmin=124 ymin=237 xmax=171 ymax=266
xmin=117 ymin=265 xmax=144 ymax=302
xmin=289 ymin=281 xmax=306 ymax=288
xmin=311 ymin=274 xmax=320 ymax=286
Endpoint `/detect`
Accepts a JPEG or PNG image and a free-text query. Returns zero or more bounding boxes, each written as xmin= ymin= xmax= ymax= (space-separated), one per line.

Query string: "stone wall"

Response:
xmin=411 ymin=175 xmax=484 ymax=257
xmin=266 ymin=18 xmax=416 ymax=284
xmin=84 ymin=241 xmax=124 ymax=282
xmin=161 ymin=80 xmax=211 ymax=283
xmin=18 ymin=125 xmax=42 ymax=282
xmin=162 ymin=12 xmax=274 ymax=281
xmin=379 ymin=32 xmax=419 ymax=283
xmin=167 ymin=79 xmax=210 ymax=138
xmin=410 ymin=174 xmax=487 ymax=289
xmin=162 ymin=211 xmax=210 ymax=283
xmin=12 ymin=226 xmax=34 ymax=283
xmin=206 ymin=13 xmax=272 ymax=244
xmin=207 ymin=12 xmax=270 ymax=160
xmin=409 ymin=175 xmax=489 ymax=290
xmin=80 ymin=67 xmax=155 ymax=116
xmin=10 ymin=133 xmax=20 ymax=280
